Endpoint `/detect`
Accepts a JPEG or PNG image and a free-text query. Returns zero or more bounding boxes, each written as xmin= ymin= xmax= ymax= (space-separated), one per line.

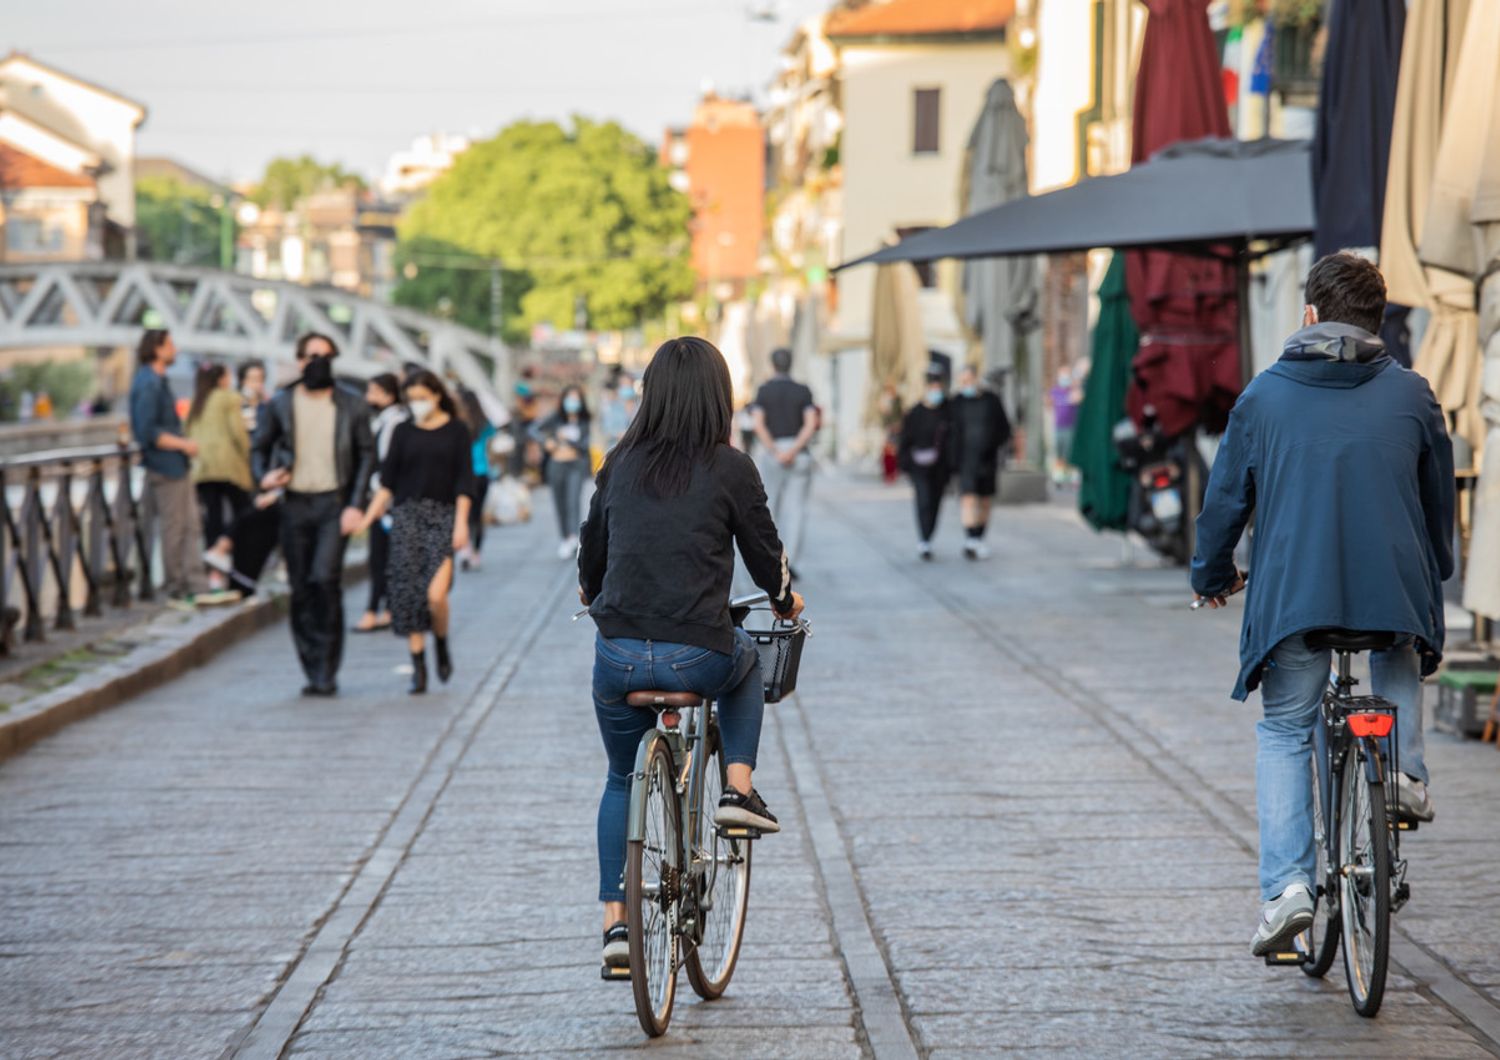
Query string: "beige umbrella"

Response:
xmin=867 ymin=260 xmax=925 ymax=424
xmin=1381 ymin=0 xmax=1477 ymax=448
xmin=1450 ymin=1 xmax=1500 ymax=616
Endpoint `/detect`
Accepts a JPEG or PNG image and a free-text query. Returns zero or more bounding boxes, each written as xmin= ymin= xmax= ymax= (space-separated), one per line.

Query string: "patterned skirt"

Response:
xmin=388 ymin=498 xmax=455 ymax=636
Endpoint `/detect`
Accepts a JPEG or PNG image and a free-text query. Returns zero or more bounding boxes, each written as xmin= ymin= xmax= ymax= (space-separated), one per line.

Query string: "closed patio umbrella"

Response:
xmin=959 ymin=80 xmax=1039 ymax=389
xmin=1072 ymin=253 xmax=1137 ymax=532
xmin=867 ymin=261 xmax=925 ymax=424
xmin=1381 ymin=0 xmax=1476 ymax=444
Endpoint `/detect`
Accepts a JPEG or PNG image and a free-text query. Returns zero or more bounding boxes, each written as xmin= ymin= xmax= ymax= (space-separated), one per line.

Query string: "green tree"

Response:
xmin=136 ymin=175 xmax=231 ymax=267
xmin=251 ymin=155 xmax=365 ymax=210
xmin=392 ymin=237 xmax=532 ymax=339
xmin=395 ymin=118 xmax=694 ymax=340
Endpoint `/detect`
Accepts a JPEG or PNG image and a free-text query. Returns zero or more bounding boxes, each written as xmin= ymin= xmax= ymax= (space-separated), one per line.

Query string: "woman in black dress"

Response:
xmin=897 ymin=364 xmax=954 ymax=561
xmin=356 ymin=371 xmax=475 ymax=693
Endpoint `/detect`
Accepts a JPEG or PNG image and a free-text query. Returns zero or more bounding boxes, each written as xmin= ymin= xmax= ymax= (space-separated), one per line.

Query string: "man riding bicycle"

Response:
xmin=1191 ymin=251 xmax=1455 ymax=957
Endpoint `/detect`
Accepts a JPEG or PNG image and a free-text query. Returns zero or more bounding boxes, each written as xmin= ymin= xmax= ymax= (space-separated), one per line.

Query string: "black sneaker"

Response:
xmin=714 ymin=787 xmax=781 ymax=833
xmin=603 ymin=922 xmax=629 ymax=968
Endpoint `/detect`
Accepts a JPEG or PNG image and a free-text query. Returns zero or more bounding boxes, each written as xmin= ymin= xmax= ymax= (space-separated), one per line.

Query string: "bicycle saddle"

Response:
xmin=1304 ymin=629 xmax=1398 ymax=652
xmin=627 ymin=691 xmax=704 ymax=709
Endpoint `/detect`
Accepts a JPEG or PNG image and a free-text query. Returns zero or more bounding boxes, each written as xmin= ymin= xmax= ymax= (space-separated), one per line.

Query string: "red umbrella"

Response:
xmin=1125 ymin=0 xmax=1241 ymax=437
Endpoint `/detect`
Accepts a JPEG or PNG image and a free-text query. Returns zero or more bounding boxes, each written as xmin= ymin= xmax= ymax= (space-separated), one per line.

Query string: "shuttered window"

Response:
xmin=913 ymin=88 xmax=941 ymax=155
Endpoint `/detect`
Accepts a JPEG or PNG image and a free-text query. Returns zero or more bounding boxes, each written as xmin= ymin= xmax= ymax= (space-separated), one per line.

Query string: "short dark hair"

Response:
xmin=770 ymin=347 xmax=793 ymax=373
xmin=295 ymin=332 xmax=339 ymax=360
xmin=369 ymin=372 xmax=401 ymax=403
xmin=237 ymin=360 xmax=265 ymax=387
xmin=136 ymin=328 xmax=170 ymax=366
xmin=1305 ymin=252 xmax=1386 ymax=334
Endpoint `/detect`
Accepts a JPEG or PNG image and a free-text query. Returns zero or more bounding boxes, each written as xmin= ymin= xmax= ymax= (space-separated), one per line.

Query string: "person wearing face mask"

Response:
xmin=252 ymin=333 xmax=375 ymax=696
xmin=354 ymin=374 xmax=409 ymax=633
xmin=897 ymin=362 xmax=955 ymax=561
xmin=530 ymin=384 xmax=593 ymax=559
xmin=599 ymin=370 xmax=638 ymax=452
xmin=356 ymin=371 xmax=474 ymax=694
xmin=950 ymin=365 xmax=1012 ymax=560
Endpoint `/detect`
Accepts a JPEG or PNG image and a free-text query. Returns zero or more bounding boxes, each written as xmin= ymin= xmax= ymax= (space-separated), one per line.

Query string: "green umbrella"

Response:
xmin=1072 ymin=253 xmax=1137 ymax=532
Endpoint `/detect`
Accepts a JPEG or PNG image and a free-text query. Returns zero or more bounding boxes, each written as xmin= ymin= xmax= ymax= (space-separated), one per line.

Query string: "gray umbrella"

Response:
xmin=839 ymin=137 xmax=1313 ymax=269
xmin=959 ymin=80 xmax=1039 ymax=385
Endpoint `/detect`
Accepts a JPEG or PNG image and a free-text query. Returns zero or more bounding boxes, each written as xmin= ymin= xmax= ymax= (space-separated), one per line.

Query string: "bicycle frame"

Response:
xmin=626 ymin=698 xmax=716 ymax=949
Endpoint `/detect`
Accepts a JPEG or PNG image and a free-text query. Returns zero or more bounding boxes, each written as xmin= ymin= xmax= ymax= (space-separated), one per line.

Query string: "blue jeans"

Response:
xmin=1256 ymin=633 xmax=1428 ymax=901
xmin=593 ymin=631 xmax=763 ymax=902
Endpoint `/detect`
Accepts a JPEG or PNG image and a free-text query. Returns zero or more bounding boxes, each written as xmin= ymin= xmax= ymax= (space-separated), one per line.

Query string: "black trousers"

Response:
xmin=910 ymin=466 xmax=949 ymax=543
xmin=197 ymin=481 xmax=251 ymax=548
xmin=469 ymin=476 xmax=490 ymax=553
xmin=231 ymin=501 xmax=281 ymax=588
xmin=366 ymin=519 xmax=390 ymax=613
xmin=281 ymin=490 xmax=347 ymax=686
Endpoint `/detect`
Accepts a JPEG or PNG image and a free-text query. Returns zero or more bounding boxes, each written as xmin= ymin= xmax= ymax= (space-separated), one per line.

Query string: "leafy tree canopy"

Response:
xmin=251 ymin=154 xmax=365 ymax=210
xmin=396 ymin=118 xmax=694 ymax=337
xmin=136 ymin=175 xmax=231 ymax=267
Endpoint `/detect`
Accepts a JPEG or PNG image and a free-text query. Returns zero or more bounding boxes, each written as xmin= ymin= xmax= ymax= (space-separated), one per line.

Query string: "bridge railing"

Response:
xmin=0 ymin=443 xmax=158 ymax=654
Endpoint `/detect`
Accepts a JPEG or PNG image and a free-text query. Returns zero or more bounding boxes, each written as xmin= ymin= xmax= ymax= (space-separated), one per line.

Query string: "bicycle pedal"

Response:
xmin=1396 ymin=818 xmax=1418 ymax=832
xmin=600 ymin=964 xmax=631 ymax=982
xmin=1263 ymin=950 xmax=1305 ymax=967
xmin=717 ymin=825 xmax=762 ymax=840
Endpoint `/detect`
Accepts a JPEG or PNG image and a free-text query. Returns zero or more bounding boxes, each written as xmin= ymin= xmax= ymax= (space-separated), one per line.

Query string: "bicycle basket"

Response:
xmin=749 ymin=621 xmax=807 ymax=704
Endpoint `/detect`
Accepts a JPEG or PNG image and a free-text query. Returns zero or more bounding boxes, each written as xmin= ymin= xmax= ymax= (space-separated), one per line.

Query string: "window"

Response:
xmin=5 ymin=216 xmax=65 ymax=254
xmin=913 ymin=88 xmax=941 ymax=155
xmin=896 ymin=226 xmax=937 ymax=288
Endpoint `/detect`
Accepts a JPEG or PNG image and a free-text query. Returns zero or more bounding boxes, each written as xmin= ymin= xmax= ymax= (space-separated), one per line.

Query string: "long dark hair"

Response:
xmin=610 ymin=336 xmax=733 ymax=498
xmin=558 ymin=384 xmax=591 ymax=422
xmin=136 ymin=328 xmax=170 ymax=367
xmin=402 ymin=369 xmax=458 ymax=417
xmin=187 ymin=363 xmax=226 ymax=427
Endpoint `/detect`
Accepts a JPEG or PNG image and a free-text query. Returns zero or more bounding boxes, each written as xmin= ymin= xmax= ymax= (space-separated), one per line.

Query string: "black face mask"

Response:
xmin=301 ymin=356 xmax=334 ymax=391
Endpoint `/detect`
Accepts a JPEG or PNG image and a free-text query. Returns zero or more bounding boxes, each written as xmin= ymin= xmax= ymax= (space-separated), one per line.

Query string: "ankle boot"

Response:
xmin=435 ymin=636 xmax=453 ymax=683
xmin=409 ymin=650 xmax=428 ymax=694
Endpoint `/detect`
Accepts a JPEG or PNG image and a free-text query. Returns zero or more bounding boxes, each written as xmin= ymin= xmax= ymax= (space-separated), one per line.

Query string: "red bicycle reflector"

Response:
xmin=1347 ymin=712 xmax=1394 ymax=738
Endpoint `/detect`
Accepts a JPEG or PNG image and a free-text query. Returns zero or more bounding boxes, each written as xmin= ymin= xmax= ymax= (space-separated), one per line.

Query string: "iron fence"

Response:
xmin=0 ymin=442 xmax=158 ymax=654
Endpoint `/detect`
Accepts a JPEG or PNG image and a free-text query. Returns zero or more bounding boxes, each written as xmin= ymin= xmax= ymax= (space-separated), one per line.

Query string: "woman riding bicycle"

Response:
xmin=578 ymin=336 xmax=804 ymax=970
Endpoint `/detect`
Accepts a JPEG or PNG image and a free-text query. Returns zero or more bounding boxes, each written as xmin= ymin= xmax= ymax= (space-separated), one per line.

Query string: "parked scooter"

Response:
xmin=1112 ymin=409 xmax=1205 ymax=565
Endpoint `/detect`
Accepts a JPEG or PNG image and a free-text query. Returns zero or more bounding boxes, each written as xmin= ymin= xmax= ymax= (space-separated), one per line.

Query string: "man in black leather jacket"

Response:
xmin=252 ymin=333 xmax=375 ymax=695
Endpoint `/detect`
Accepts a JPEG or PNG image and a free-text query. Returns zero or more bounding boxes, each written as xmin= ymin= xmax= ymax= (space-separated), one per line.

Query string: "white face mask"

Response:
xmin=409 ymin=398 xmax=437 ymax=422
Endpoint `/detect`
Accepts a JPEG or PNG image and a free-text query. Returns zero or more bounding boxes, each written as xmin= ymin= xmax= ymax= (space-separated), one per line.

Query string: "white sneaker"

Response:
xmin=918 ymin=542 xmax=933 ymax=562
xmin=557 ymin=537 xmax=577 ymax=560
xmin=1251 ymin=882 xmax=1315 ymax=956
xmin=972 ymin=540 xmax=992 ymax=560
xmin=1396 ymin=773 xmax=1435 ymax=822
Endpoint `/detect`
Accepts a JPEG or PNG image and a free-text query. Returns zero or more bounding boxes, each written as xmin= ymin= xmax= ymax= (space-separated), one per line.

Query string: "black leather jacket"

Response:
xmin=252 ymin=383 xmax=375 ymax=509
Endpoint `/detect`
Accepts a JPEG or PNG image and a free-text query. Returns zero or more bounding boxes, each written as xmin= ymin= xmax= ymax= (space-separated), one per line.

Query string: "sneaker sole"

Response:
xmin=1251 ymin=909 xmax=1315 ymax=957
xmin=714 ymin=806 xmax=781 ymax=833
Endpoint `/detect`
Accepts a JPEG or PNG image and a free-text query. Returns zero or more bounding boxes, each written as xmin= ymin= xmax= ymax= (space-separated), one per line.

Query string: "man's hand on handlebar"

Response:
xmin=776 ymin=590 xmax=805 ymax=622
xmin=1192 ymin=571 xmax=1246 ymax=610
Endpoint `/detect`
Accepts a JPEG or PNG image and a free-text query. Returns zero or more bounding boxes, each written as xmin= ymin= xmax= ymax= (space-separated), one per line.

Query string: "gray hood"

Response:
xmin=1280 ymin=321 xmax=1386 ymax=363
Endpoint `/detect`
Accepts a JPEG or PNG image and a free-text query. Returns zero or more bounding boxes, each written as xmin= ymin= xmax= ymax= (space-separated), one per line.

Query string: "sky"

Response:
xmin=5 ymin=0 xmax=831 ymax=186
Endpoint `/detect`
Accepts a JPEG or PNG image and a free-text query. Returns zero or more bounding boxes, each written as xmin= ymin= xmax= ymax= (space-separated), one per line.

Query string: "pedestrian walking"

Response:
xmin=354 ymin=373 xmax=408 ymax=633
xmin=750 ymin=347 xmax=818 ymax=576
xmin=457 ymin=388 xmax=496 ymax=571
xmin=128 ymin=329 xmax=224 ymax=607
xmin=598 ymin=369 xmax=638 ymax=452
xmin=252 ymin=333 xmax=375 ymax=697
xmin=238 ymin=360 xmax=268 ymax=433
xmin=186 ymin=363 xmax=254 ymax=587
xmin=951 ymin=365 xmax=1012 ymax=560
xmin=897 ymin=363 xmax=954 ymax=561
xmin=531 ymin=384 xmax=592 ymax=559
xmin=578 ymin=335 xmax=804 ymax=970
xmin=356 ymin=371 xmax=474 ymax=695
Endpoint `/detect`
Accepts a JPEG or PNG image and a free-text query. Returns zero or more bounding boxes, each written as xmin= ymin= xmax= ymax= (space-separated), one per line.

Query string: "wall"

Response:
xmin=0 ymin=190 xmax=95 ymax=261
xmin=685 ymin=102 xmax=765 ymax=288
xmin=835 ymin=39 xmax=1009 ymax=345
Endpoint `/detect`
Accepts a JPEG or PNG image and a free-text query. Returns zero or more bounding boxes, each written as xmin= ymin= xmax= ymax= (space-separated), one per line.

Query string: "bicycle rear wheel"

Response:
xmin=627 ymin=737 xmax=681 ymax=1037
xmin=1299 ymin=748 xmax=1340 ymax=977
xmin=1337 ymin=739 xmax=1390 ymax=1017
xmin=685 ymin=723 xmax=752 ymax=999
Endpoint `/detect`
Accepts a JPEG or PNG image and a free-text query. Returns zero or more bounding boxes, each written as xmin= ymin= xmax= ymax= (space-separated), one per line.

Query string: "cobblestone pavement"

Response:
xmin=2 ymin=475 xmax=1499 ymax=1058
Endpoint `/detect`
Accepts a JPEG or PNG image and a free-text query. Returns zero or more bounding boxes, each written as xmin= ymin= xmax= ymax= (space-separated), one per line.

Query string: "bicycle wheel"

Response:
xmin=1299 ymin=749 xmax=1340 ymax=977
xmin=1337 ymin=740 xmax=1390 ymax=1017
xmin=627 ymin=737 xmax=680 ymax=1037
xmin=685 ymin=722 xmax=752 ymax=999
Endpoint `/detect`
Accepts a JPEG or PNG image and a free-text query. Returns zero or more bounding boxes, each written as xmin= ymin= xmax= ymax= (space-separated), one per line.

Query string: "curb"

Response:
xmin=0 ymin=558 xmax=367 ymax=765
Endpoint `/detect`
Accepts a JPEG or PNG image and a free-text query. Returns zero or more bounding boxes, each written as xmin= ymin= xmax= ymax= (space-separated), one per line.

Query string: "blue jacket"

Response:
xmin=129 ymin=364 xmax=189 ymax=478
xmin=1191 ymin=322 xmax=1455 ymax=700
